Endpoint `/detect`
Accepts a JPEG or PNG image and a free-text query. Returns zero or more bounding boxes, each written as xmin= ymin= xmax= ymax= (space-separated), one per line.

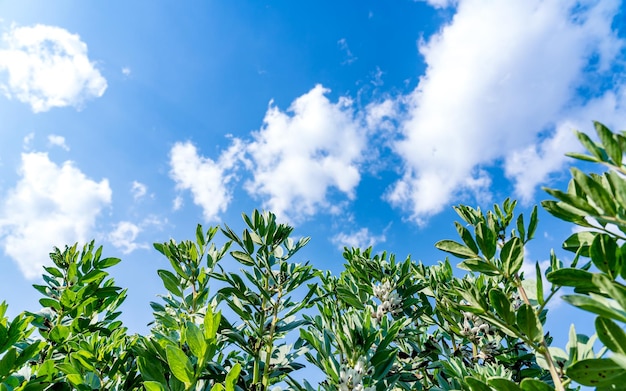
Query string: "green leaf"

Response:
xmin=49 ymin=324 xmax=70 ymax=343
xmin=158 ymin=270 xmax=182 ymax=297
xmin=230 ymin=251 xmax=255 ymax=266
xmin=489 ymin=288 xmax=515 ymax=324
xmin=39 ymin=298 xmax=61 ymax=311
xmin=501 ymin=237 xmax=524 ymax=278
xmin=595 ymin=121 xmax=622 ymax=166
xmin=575 ymin=130 xmax=606 ymax=161
xmin=0 ymin=347 xmax=16 ymax=377
xmin=562 ymin=294 xmax=626 ymax=323
xmin=546 ymin=268 xmax=596 ymax=292
xmin=572 ymin=167 xmax=616 ymax=216
xmin=527 ymin=205 xmax=538 ymax=241
xmin=562 ymin=231 xmax=597 ymax=256
xmin=137 ymin=356 xmax=167 ymax=384
xmin=144 ymin=381 xmax=167 ymax=391
xmin=464 ymin=377 xmax=492 ymax=391
xmin=454 ymin=222 xmax=479 ymax=254
xmin=487 ymin=378 xmax=522 ymax=391
xmin=567 ymin=357 xmax=626 ymax=387
xmin=166 ymin=345 xmax=194 ymax=385
xmin=475 ymin=222 xmax=496 ymax=260
xmin=211 ymin=384 xmax=225 ymax=391
xmin=535 ymin=262 xmax=544 ymax=305
xmin=97 ymin=257 xmax=122 ymax=269
xmin=185 ymin=321 xmax=206 ymax=358
xmin=516 ymin=304 xmax=543 ymax=343
xmin=435 ymin=240 xmax=477 ymax=259
xmin=225 ymin=363 xmax=241 ymax=391
xmin=596 ymin=317 xmax=626 ymax=354
xmin=196 ymin=224 xmax=205 ymax=247
xmin=458 ymin=259 xmax=501 ymax=276
xmin=520 ymin=378 xmax=554 ymax=391
xmin=590 ymin=233 xmax=619 ymax=277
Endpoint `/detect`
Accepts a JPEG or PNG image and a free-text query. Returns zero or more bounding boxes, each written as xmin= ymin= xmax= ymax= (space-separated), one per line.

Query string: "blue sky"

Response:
xmin=0 ymin=0 xmax=624 ymax=349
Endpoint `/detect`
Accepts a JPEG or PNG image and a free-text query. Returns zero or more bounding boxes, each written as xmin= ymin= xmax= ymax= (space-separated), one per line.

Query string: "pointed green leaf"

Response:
xmin=97 ymin=257 xmax=122 ymax=269
xmin=595 ymin=121 xmax=622 ymax=166
xmin=475 ymin=222 xmax=497 ymax=260
xmin=185 ymin=321 xmax=206 ymax=358
xmin=144 ymin=381 xmax=167 ymax=391
xmin=562 ymin=294 xmax=626 ymax=323
xmin=230 ymin=251 xmax=255 ymax=266
xmin=166 ymin=345 xmax=194 ymax=385
xmin=516 ymin=304 xmax=543 ymax=343
xmin=567 ymin=358 xmax=626 ymax=387
xmin=590 ymin=233 xmax=619 ymax=277
xmin=157 ymin=270 xmax=182 ymax=297
xmin=489 ymin=288 xmax=515 ymax=325
xmin=575 ymin=130 xmax=606 ymax=161
xmin=501 ymin=237 xmax=524 ymax=278
xmin=455 ymin=258 xmax=500 ymax=276
xmin=464 ymin=377 xmax=492 ymax=391
xmin=225 ymin=363 xmax=241 ymax=391
xmin=572 ymin=167 xmax=616 ymax=216
xmin=596 ymin=317 xmax=626 ymax=354
xmin=454 ymin=222 xmax=479 ymax=254
xmin=546 ymin=268 xmax=596 ymax=291
xmin=562 ymin=231 xmax=597 ymax=256
xmin=435 ymin=240 xmax=477 ymax=259
xmin=527 ymin=205 xmax=538 ymax=241
xmin=520 ymin=378 xmax=554 ymax=391
xmin=487 ymin=378 xmax=522 ymax=391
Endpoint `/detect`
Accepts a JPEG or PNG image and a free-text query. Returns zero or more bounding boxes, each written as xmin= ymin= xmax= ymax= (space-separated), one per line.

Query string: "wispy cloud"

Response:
xmin=131 ymin=180 xmax=147 ymax=200
xmin=332 ymin=227 xmax=387 ymax=250
xmin=47 ymin=134 xmax=70 ymax=151
xmin=337 ymin=38 xmax=357 ymax=65
xmin=0 ymin=152 xmax=111 ymax=279
xmin=169 ymin=138 xmax=244 ymax=221
xmin=387 ymin=0 xmax=625 ymax=224
xmin=0 ymin=24 xmax=107 ymax=112
xmin=244 ymin=85 xmax=367 ymax=223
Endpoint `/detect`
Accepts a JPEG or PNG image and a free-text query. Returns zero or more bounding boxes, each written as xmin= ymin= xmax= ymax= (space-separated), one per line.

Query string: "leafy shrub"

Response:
xmin=1 ymin=121 xmax=625 ymax=390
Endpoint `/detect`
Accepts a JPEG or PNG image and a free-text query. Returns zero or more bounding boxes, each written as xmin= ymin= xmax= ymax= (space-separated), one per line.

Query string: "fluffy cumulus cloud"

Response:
xmin=169 ymin=138 xmax=244 ymax=222
xmin=0 ymin=152 xmax=111 ymax=279
xmin=0 ymin=24 xmax=107 ymax=112
xmin=332 ymin=227 xmax=386 ymax=250
xmin=108 ymin=221 xmax=147 ymax=254
xmin=388 ymin=0 xmax=625 ymax=223
xmin=245 ymin=85 xmax=367 ymax=223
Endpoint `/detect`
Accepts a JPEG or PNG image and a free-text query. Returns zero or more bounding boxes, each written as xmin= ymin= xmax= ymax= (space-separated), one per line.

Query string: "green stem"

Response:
xmin=515 ymin=276 xmax=564 ymax=391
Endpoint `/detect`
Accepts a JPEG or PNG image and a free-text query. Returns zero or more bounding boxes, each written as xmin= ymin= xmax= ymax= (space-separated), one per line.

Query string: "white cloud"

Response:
xmin=22 ymin=132 xmax=34 ymax=150
xmin=47 ymin=134 xmax=69 ymax=151
xmin=506 ymin=87 xmax=626 ymax=202
xmin=131 ymin=180 xmax=147 ymax=200
xmin=332 ymin=227 xmax=386 ymax=250
xmin=0 ymin=152 xmax=111 ymax=279
xmin=0 ymin=24 xmax=107 ymax=112
xmin=169 ymin=138 xmax=243 ymax=221
xmin=172 ymin=195 xmax=183 ymax=211
xmin=122 ymin=67 xmax=131 ymax=76
xmin=337 ymin=38 xmax=357 ymax=65
xmin=244 ymin=85 xmax=367 ymax=223
xmin=388 ymin=0 xmax=625 ymax=224
xmin=108 ymin=221 xmax=147 ymax=254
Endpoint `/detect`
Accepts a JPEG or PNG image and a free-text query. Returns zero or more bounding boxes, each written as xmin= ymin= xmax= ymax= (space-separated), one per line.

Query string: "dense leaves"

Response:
xmin=1 ymin=121 xmax=626 ymax=390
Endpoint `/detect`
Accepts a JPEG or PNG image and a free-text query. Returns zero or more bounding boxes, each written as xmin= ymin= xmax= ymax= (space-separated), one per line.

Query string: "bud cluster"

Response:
xmin=338 ymin=357 xmax=375 ymax=391
xmin=461 ymin=312 xmax=500 ymax=361
xmin=371 ymin=281 xmax=403 ymax=324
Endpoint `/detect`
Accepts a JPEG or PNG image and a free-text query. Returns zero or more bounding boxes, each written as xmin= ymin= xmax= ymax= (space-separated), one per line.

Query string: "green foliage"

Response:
xmin=2 ymin=120 xmax=626 ymax=390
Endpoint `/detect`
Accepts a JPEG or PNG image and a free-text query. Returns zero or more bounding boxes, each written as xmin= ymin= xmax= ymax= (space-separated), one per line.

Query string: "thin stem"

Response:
xmin=515 ymin=275 xmax=564 ymax=391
